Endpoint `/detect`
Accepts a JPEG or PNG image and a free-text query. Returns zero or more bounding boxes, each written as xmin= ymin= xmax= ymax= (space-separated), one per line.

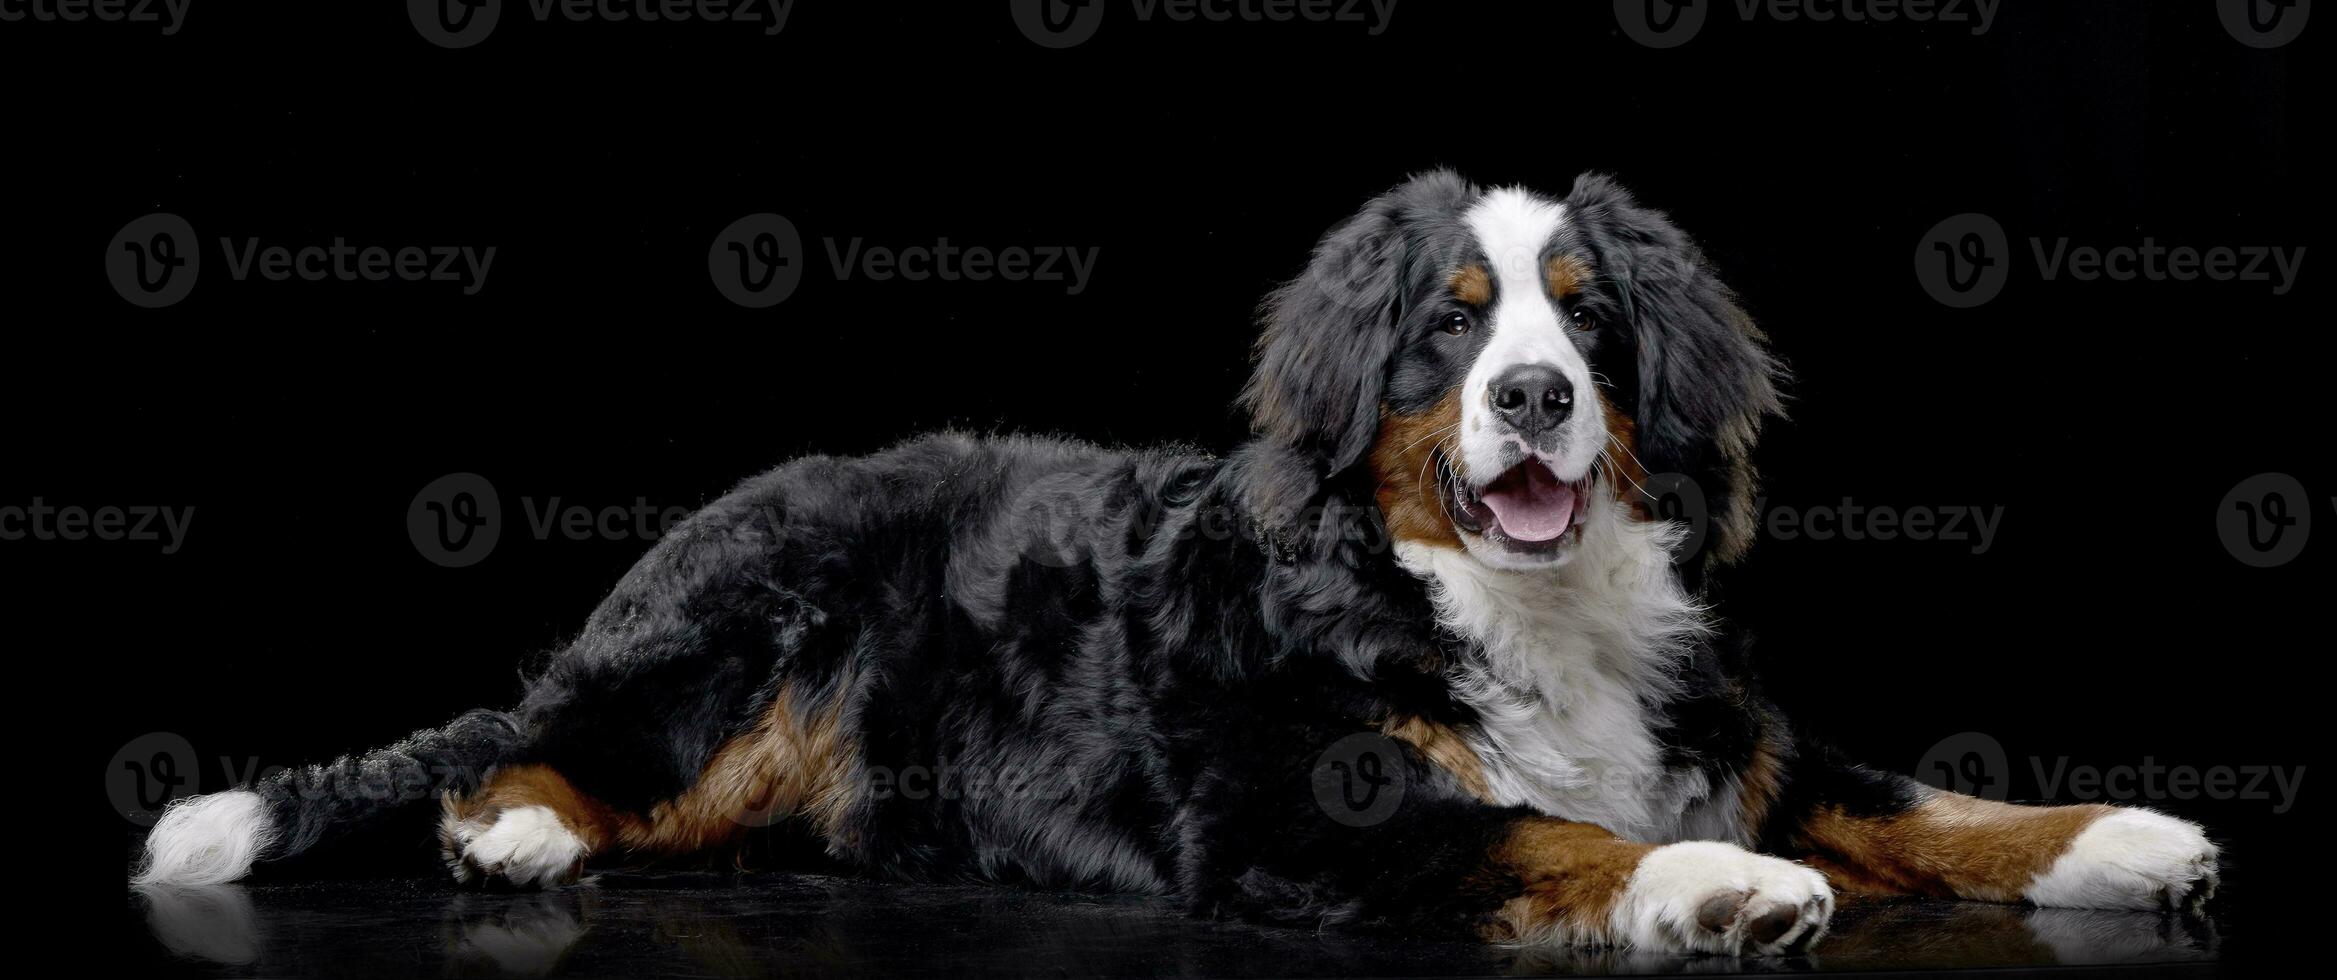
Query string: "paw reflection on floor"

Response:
xmin=442 ymin=892 xmax=591 ymax=978
xmin=132 ymin=873 xmax=2218 ymax=978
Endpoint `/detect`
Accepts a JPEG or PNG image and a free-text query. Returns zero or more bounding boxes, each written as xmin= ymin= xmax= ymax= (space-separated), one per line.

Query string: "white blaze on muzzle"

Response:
xmin=1458 ymin=189 xmax=1606 ymax=505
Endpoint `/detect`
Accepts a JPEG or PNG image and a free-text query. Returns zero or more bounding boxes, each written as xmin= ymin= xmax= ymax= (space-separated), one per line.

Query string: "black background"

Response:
xmin=5 ymin=0 xmax=2322 ymax=970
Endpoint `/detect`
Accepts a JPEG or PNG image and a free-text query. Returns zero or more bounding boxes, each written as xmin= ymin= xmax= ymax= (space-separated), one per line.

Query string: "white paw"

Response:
xmin=440 ymin=805 xmax=588 ymax=888
xmin=2024 ymin=809 xmax=2218 ymax=913
xmin=1612 ymin=841 xmax=1834 ymax=956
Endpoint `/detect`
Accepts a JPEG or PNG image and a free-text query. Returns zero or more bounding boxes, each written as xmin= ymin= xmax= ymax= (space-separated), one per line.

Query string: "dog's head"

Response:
xmin=1242 ymin=171 xmax=1781 ymax=572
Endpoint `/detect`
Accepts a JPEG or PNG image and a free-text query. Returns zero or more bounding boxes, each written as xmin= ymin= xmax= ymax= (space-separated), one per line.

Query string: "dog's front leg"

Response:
xmin=1764 ymin=746 xmax=2219 ymax=913
xmin=1480 ymin=816 xmax=1835 ymax=954
xmin=1189 ymin=780 xmax=1834 ymax=955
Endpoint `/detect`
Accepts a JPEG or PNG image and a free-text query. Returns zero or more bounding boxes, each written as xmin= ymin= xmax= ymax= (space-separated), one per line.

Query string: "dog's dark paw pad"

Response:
xmin=1748 ymin=904 xmax=1800 ymax=946
xmin=1696 ymin=892 xmax=1745 ymax=934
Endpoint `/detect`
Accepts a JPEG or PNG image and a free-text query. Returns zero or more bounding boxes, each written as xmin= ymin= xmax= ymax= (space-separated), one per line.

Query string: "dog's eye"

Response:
xmin=1570 ymin=309 xmax=1598 ymax=330
xmin=1441 ymin=312 xmax=1470 ymax=336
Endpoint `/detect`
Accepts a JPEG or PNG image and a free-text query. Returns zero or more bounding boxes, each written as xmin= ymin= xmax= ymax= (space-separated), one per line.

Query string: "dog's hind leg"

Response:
xmin=604 ymin=679 xmax=861 ymax=863
xmin=439 ymin=765 xmax=612 ymax=888
xmin=442 ymin=679 xmax=861 ymax=888
xmin=441 ymin=463 xmax=872 ymax=886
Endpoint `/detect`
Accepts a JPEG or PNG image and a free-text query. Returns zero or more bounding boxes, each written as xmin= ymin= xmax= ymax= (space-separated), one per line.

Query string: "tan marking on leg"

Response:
xmin=621 ymin=683 xmax=860 ymax=856
xmin=1793 ymin=794 xmax=2112 ymax=901
xmin=1450 ymin=264 xmax=1492 ymax=306
xmin=1736 ymin=733 xmax=1786 ymax=839
xmin=1546 ymin=256 xmax=1588 ymax=300
xmin=438 ymin=764 xmax=615 ymax=885
xmin=441 ymin=764 xmax=620 ymax=855
xmin=1382 ymin=715 xmax=1490 ymax=801
xmin=1481 ymin=818 xmax=1652 ymax=943
xmin=1370 ymin=393 xmax=1465 ymax=550
xmin=446 ymin=682 xmax=861 ymax=870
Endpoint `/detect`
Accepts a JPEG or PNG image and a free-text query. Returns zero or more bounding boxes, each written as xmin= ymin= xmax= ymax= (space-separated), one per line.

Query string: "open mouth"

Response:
xmin=1442 ymin=453 xmax=1591 ymax=553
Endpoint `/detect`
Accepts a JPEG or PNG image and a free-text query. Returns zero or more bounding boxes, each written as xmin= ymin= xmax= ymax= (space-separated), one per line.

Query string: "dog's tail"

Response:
xmin=133 ymin=709 xmax=524 ymax=886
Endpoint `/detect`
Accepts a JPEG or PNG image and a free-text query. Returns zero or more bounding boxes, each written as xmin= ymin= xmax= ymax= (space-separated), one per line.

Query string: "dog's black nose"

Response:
xmin=1490 ymin=365 xmax=1574 ymax=436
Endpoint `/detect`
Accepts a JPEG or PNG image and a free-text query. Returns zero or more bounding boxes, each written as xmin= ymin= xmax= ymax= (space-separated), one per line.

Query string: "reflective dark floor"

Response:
xmin=125 ymin=870 xmax=2221 ymax=978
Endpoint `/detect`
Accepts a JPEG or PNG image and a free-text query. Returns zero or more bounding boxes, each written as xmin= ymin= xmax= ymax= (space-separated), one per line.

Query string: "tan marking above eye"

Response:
xmin=1547 ymin=256 xmax=1589 ymax=300
xmin=1449 ymin=264 xmax=1492 ymax=306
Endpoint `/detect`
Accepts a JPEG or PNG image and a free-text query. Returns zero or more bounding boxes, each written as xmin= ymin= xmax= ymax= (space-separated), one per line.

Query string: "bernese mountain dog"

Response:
xmin=135 ymin=171 xmax=2219 ymax=956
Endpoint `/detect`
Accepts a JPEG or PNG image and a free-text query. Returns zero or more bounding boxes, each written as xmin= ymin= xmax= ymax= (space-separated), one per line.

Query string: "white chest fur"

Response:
xmin=1397 ymin=495 xmax=1747 ymax=844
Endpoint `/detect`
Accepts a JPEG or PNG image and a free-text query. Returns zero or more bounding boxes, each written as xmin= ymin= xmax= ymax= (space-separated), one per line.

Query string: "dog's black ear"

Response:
xmin=1244 ymin=172 xmax=1466 ymax=475
xmin=1568 ymin=173 xmax=1785 ymax=568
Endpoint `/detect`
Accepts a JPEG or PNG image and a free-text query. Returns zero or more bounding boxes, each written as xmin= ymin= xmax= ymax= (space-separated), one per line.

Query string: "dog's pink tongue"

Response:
xmin=1479 ymin=466 xmax=1576 ymax=542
